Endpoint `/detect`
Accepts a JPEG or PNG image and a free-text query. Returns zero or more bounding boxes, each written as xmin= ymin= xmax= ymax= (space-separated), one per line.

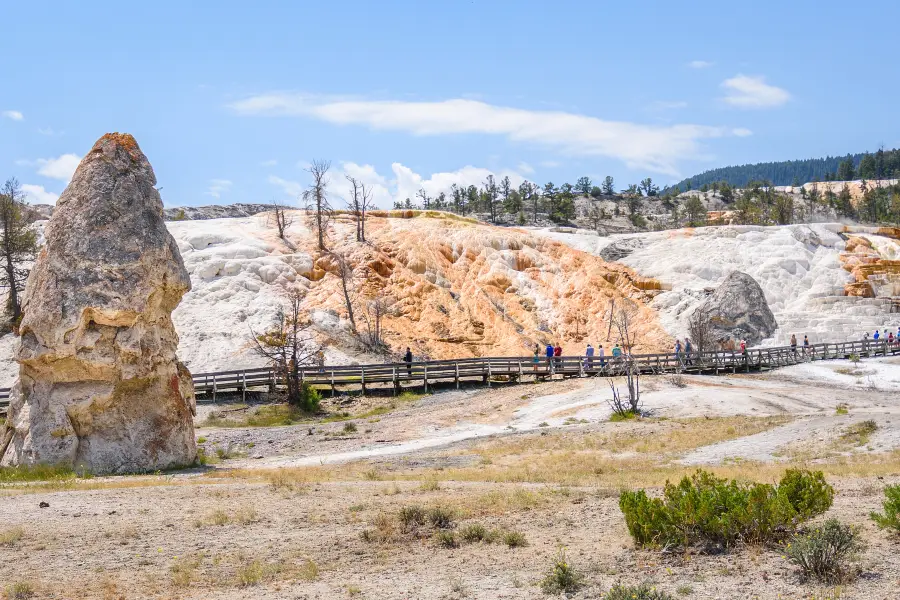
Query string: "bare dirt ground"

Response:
xmin=2 ymin=360 xmax=900 ymax=599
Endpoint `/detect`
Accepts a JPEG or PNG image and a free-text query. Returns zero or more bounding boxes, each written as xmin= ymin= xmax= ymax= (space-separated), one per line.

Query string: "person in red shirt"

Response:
xmin=553 ymin=342 xmax=562 ymax=370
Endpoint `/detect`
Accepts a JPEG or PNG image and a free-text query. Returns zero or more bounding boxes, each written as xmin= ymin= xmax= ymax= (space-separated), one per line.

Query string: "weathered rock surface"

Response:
xmin=694 ymin=271 xmax=777 ymax=345
xmin=0 ymin=133 xmax=196 ymax=474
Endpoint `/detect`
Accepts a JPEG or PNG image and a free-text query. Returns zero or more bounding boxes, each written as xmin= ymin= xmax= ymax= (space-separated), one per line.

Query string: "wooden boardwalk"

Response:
xmin=0 ymin=339 xmax=897 ymax=414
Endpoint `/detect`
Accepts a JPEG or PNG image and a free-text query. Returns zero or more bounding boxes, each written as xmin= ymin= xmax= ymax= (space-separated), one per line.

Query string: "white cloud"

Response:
xmin=652 ymin=100 xmax=688 ymax=110
xmin=688 ymin=60 xmax=714 ymax=69
xmin=37 ymin=127 xmax=62 ymax=136
xmin=205 ymin=178 xmax=233 ymax=199
xmin=516 ymin=161 xmax=535 ymax=175
xmin=721 ymin=75 xmax=791 ymax=108
xmin=229 ymin=94 xmax=747 ymax=176
xmin=268 ymin=175 xmax=304 ymax=200
xmin=732 ymin=128 xmax=753 ymax=137
xmin=260 ymin=159 xmax=278 ymax=167
xmin=267 ymin=162 xmax=531 ymax=209
xmin=2 ymin=110 xmax=24 ymax=121
xmin=21 ymin=184 xmax=59 ymax=205
xmin=36 ymin=154 xmax=81 ymax=181
xmin=540 ymin=160 xmax=560 ymax=168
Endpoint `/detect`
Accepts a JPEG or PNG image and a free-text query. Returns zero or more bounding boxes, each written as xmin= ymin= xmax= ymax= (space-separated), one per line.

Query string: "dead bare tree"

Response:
xmin=303 ymin=160 xmax=332 ymax=251
xmin=250 ymin=289 xmax=321 ymax=411
xmin=687 ymin=306 xmax=717 ymax=360
xmin=271 ymin=200 xmax=293 ymax=240
xmin=607 ymin=300 xmax=643 ymax=418
xmin=334 ymin=252 xmax=357 ymax=333
xmin=345 ymin=176 xmax=375 ymax=243
xmin=360 ymin=293 xmax=394 ymax=351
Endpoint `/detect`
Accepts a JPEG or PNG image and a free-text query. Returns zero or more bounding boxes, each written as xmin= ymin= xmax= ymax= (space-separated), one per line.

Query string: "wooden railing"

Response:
xmin=0 ymin=339 xmax=897 ymax=413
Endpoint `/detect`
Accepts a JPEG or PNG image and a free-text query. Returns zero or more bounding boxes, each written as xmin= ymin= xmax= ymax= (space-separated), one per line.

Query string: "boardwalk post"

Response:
xmin=241 ymin=371 xmax=246 ymax=404
xmin=393 ymin=366 xmax=399 ymax=396
xmin=518 ymin=360 xmax=524 ymax=381
xmin=455 ymin=362 xmax=460 ymax=389
xmin=423 ymin=364 xmax=428 ymax=393
xmin=331 ymin=370 xmax=336 ymax=397
xmin=361 ymin=366 xmax=366 ymax=396
xmin=487 ymin=362 xmax=492 ymax=388
xmin=212 ymin=377 xmax=217 ymax=403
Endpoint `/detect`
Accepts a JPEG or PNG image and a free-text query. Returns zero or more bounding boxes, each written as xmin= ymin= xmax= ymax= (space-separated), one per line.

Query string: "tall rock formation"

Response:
xmin=0 ymin=133 xmax=196 ymax=474
xmin=695 ymin=271 xmax=777 ymax=346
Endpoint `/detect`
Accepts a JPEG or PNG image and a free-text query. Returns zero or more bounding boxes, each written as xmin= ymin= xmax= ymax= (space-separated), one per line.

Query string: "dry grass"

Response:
xmin=0 ymin=526 xmax=24 ymax=547
xmin=170 ymin=554 xmax=203 ymax=588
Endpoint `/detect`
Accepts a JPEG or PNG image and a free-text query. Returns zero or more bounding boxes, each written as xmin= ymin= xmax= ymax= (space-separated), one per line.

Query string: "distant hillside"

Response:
xmin=671 ymin=148 xmax=900 ymax=191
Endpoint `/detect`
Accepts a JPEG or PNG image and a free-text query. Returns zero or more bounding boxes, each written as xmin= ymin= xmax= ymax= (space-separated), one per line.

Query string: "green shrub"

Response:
xmin=871 ymin=484 xmax=900 ymax=532
xmin=619 ymin=469 xmax=833 ymax=551
xmin=460 ymin=523 xmax=487 ymax=543
xmin=540 ymin=549 xmax=583 ymax=595
xmin=342 ymin=422 xmax=358 ymax=434
xmin=785 ymin=519 xmax=860 ymax=583
xmin=398 ymin=505 xmax=426 ymax=531
xmin=778 ymin=469 xmax=835 ymax=519
xmin=503 ymin=530 xmax=527 ymax=548
xmin=435 ymin=530 xmax=458 ymax=548
xmin=606 ymin=583 xmax=674 ymax=600
xmin=427 ymin=506 xmax=455 ymax=529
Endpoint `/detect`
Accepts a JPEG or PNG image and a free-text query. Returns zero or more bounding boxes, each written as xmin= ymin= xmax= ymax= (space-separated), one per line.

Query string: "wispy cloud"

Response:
xmin=37 ymin=127 xmax=63 ymax=136
xmin=268 ymin=175 xmax=304 ymax=199
xmin=35 ymin=154 xmax=81 ymax=181
xmin=21 ymin=184 xmax=59 ymax=204
xmin=516 ymin=161 xmax=535 ymax=175
xmin=229 ymin=93 xmax=749 ymax=176
xmin=205 ymin=178 xmax=233 ymax=199
xmin=721 ymin=75 xmax=791 ymax=108
xmin=2 ymin=110 xmax=24 ymax=121
xmin=688 ymin=60 xmax=714 ymax=69
xmin=732 ymin=128 xmax=753 ymax=137
xmin=260 ymin=159 xmax=278 ymax=167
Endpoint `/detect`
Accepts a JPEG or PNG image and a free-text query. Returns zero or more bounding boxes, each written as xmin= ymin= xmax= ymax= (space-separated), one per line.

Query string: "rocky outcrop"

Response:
xmin=164 ymin=203 xmax=278 ymax=221
xmin=840 ymin=235 xmax=900 ymax=298
xmin=694 ymin=271 xmax=777 ymax=345
xmin=0 ymin=133 xmax=196 ymax=474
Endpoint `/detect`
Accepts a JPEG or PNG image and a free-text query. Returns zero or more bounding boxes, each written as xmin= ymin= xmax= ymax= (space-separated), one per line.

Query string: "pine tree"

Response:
xmin=0 ymin=178 xmax=37 ymax=324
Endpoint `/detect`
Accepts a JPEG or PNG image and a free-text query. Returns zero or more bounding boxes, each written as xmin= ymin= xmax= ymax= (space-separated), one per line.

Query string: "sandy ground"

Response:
xmin=2 ymin=359 xmax=900 ymax=599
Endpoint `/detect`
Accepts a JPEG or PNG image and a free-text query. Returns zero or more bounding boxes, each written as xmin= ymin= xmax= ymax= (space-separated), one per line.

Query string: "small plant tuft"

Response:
xmin=785 ymin=519 xmax=860 ymax=583
xmin=606 ymin=583 xmax=675 ymax=600
xmin=4 ymin=582 xmax=35 ymax=600
xmin=0 ymin=527 xmax=24 ymax=547
xmin=435 ymin=530 xmax=458 ymax=548
xmin=540 ymin=549 xmax=583 ymax=594
xmin=427 ymin=506 xmax=455 ymax=529
xmin=460 ymin=523 xmax=487 ymax=543
xmin=503 ymin=530 xmax=528 ymax=548
xmin=342 ymin=422 xmax=358 ymax=434
xmin=398 ymin=505 xmax=427 ymax=531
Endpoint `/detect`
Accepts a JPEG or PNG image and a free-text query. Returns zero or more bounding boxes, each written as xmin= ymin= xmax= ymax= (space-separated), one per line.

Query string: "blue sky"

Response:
xmin=2 ymin=0 xmax=898 ymax=208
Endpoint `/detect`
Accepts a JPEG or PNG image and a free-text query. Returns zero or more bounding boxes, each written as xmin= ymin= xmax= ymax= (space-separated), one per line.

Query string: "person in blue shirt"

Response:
xmin=874 ymin=330 xmax=880 ymax=341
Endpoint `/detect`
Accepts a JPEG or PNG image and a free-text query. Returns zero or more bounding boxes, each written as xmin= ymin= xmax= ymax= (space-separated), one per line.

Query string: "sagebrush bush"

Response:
xmin=540 ymin=549 xmax=583 ymax=595
xmin=606 ymin=583 xmax=674 ymax=600
xmin=435 ymin=530 xmax=458 ymax=548
xmin=785 ymin=519 xmax=860 ymax=583
xmin=619 ymin=469 xmax=834 ymax=551
xmin=503 ymin=530 xmax=528 ymax=548
xmin=460 ymin=523 xmax=487 ymax=543
xmin=398 ymin=505 xmax=426 ymax=531
xmin=427 ymin=506 xmax=455 ymax=529
xmin=870 ymin=484 xmax=900 ymax=532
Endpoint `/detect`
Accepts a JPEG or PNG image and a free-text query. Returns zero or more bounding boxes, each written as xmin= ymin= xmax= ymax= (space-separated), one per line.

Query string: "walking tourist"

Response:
xmin=674 ymin=339 xmax=683 ymax=365
xmin=790 ymin=334 xmax=797 ymax=355
xmin=612 ymin=343 xmax=622 ymax=359
xmin=404 ymin=347 xmax=413 ymax=376
xmin=553 ymin=342 xmax=562 ymax=369
xmin=874 ymin=329 xmax=881 ymax=341
xmin=684 ymin=338 xmax=693 ymax=365
xmin=533 ymin=344 xmax=541 ymax=373
xmin=585 ymin=343 xmax=595 ymax=370
xmin=598 ymin=343 xmax=606 ymax=367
